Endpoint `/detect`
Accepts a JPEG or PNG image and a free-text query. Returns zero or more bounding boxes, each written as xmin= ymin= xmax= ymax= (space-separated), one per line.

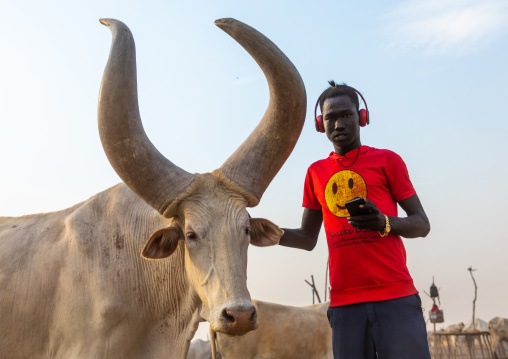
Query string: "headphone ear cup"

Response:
xmin=315 ymin=115 xmax=325 ymax=133
xmin=359 ymin=109 xmax=368 ymax=127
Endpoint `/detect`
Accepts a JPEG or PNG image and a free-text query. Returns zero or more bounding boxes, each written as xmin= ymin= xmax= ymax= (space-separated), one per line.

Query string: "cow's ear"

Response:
xmin=249 ymin=218 xmax=284 ymax=247
xmin=142 ymin=226 xmax=182 ymax=260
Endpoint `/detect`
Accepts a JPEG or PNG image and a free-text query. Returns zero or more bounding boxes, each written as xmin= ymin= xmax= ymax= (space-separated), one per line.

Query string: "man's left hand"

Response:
xmin=347 ymin=200 xmax=386 ymax=232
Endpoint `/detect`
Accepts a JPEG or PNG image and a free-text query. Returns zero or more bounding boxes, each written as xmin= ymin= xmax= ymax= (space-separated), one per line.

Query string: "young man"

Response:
xmin=279 ymin=82 xmax=431 ymax=359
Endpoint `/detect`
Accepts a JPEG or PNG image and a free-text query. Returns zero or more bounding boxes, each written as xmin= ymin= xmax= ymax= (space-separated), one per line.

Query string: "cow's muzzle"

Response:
xmin=219 ymin=305 xmax=257 ymax=336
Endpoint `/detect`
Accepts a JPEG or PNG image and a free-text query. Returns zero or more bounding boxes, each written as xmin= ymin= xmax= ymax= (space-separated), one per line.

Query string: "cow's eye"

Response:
xmin=186 ymin=232 xmax=197 ymax=240
xmin=245 ymin=227 xmax=251 ymax=235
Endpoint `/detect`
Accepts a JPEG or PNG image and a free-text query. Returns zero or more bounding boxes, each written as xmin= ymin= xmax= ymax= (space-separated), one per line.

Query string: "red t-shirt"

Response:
xmin=303 ymin=146 xmax=418 ymax=307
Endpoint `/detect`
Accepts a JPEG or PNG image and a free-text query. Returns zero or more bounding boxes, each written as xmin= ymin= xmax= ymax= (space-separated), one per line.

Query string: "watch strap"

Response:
xmin=379 ymin=214 xmax=390 ymax=237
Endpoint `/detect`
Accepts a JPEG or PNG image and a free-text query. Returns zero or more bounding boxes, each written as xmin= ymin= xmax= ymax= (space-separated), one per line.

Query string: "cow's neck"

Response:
xmin=100 ymin=184 xmax=203 ymax=358
xmin=137 ymin=242 xmax=203 ymax=357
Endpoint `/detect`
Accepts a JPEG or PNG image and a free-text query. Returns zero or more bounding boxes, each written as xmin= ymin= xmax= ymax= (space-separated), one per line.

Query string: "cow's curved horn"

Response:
xmin=98 ymin=19 xmax=195 ymax=216
xmin=214 ymin=19 xmax=306 ymax=207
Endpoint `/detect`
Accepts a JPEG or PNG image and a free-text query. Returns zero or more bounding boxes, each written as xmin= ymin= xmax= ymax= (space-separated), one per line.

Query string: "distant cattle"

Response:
xmin=428 ymin=322 xmax=465 ymax=352
xmin=187 ymin=339 xmax=221 ymax=359
xmin=0 ymin=17 xmax=306 ymax=359
xmin=457 ymin=318 xmax=489 ymax=349
xmin=489 ymin=317 xmax=508 ymax=357
xmin=444 ymin=322 xmax=465 ymax=347
xmin=445 ymin=322 xmax=465 ymax=333
xmin=431 ymin=319 xmax=499 ymax=357
xmin=188 ymin=300 xmax=332 ymax=359
xmin=464 ymin=318 xmax=488 ymax=332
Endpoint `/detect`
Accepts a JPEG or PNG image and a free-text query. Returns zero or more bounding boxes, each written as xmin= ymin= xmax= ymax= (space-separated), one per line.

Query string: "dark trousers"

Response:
xmin=327 ymin=294 xmax=431 ymax=359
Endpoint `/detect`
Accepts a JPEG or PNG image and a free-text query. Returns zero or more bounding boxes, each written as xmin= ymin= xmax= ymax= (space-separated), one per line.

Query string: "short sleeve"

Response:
xmin=302 ymin=168 xmax=322 ymax=210
xmin=386 ymin=153 xmax=416 ymax=202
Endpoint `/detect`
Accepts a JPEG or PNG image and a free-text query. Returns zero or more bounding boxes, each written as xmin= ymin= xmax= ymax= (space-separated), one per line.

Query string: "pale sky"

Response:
xmin=1 ymin=0 xmax=507 ymax=342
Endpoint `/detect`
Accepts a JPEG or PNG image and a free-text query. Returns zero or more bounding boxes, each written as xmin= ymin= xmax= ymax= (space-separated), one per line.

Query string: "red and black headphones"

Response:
xmin=314 ymin=86 xmax=370 ymax=133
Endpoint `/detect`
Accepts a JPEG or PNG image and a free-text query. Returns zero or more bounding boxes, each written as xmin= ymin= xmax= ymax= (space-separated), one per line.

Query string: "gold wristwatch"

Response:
xmin=379 ymin=214 xmax=391 ymax=237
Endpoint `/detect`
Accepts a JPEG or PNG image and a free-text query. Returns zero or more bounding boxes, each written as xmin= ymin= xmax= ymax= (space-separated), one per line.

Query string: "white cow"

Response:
xmin=0 ymin=18 xmax=306 ymax=359
xmin=213 ymin=300 xmax=332 ymax=359
xmin=188 ymin=339 xmax=221 ymax=359
xmin=456 ymin=318 xmax=489 ymax=350
xmin=445 ymin=322 xmax=465 ymax=333
xmin=431 ymin=323 xmax=465 ymax=351
xmin=489 ymin=317 xmax=508 ymax=357
xmin=464 ymin=318 xmax=489 ymax=332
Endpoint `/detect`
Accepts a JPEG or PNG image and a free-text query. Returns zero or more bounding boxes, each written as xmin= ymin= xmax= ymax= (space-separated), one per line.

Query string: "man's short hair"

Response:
xmin=319 ymin=80 xmax=360 ymax=112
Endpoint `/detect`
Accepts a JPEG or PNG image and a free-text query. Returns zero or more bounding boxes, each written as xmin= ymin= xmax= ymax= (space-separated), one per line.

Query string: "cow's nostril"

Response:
xmin=250 ymin=308 xmax=257 ymax=322
xmin=223 ymin=308 xmax=235 ymax=324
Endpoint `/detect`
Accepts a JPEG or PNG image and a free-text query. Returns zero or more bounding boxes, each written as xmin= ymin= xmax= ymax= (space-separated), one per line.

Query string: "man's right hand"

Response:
xmin=278 ymin=208 xmax=323 ymax=251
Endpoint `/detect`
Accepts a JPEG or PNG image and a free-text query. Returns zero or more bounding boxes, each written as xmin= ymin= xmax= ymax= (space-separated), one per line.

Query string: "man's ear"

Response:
xmin=249 ymin=218 xmax=284 ymax=247
xmin=141 ymin=226 xmax=183 ymax=260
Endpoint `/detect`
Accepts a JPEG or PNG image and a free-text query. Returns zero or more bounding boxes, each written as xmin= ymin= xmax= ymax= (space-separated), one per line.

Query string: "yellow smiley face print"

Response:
xmin=325 ymin=170 xmax=368 ymax=217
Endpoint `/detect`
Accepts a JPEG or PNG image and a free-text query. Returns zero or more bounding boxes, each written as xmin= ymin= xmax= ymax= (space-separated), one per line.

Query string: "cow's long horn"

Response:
xmin=98 ymin=19 xmax=195 ymax=216
xmin=214 ymin=19 xmax=306 ymax=207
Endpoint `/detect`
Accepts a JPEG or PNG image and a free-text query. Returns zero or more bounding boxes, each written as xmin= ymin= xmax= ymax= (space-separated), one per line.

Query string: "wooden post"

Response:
xmin=305 ymin=274 xmax=322 ymax=304
xmin=468 ymin=266 xmax=478 ymax=331
xmin=433 ymin=322 xmax=436 ymax=358
xmin=312 ymin=275 xmax=321 ymax=304
xmin=209 ymin=326 xmax=217 ymax=359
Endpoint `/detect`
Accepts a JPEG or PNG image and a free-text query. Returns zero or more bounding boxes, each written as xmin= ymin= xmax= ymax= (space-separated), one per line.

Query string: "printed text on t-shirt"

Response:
xmin=329 ymin=226 xmax=380 ymax=248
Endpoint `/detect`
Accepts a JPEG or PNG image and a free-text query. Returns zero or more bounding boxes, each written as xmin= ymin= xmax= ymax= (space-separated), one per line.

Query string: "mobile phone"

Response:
xmin=345 ymin=197 xmax=370 ymax=216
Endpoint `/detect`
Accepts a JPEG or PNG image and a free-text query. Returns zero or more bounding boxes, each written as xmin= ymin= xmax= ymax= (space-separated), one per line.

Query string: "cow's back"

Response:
xmin=217 ymin=300 xmax=332 ymax=359
xmin=0 ymin=207 xmax=73 ymax=357
xmin=0 ymin=184 xmax=193 ymax=359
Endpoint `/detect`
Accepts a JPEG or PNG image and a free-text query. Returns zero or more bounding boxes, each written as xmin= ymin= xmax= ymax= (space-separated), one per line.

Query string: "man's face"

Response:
xmin=322 ymin=95 xmax=361 ymax=154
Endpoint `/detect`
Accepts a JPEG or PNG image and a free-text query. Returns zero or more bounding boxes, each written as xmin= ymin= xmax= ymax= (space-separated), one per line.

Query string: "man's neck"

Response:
xmin=334 ymin=140 xmax=362 ymax=156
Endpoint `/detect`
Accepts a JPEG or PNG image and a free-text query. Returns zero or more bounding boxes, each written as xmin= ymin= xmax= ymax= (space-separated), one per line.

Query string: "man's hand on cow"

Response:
xmin=347 ymin=200 xmax=386 ymax=232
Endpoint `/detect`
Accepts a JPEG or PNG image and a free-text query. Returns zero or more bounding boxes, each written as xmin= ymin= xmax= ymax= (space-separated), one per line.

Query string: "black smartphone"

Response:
xmin=345 ymin=197 xmax=370 ymax=216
